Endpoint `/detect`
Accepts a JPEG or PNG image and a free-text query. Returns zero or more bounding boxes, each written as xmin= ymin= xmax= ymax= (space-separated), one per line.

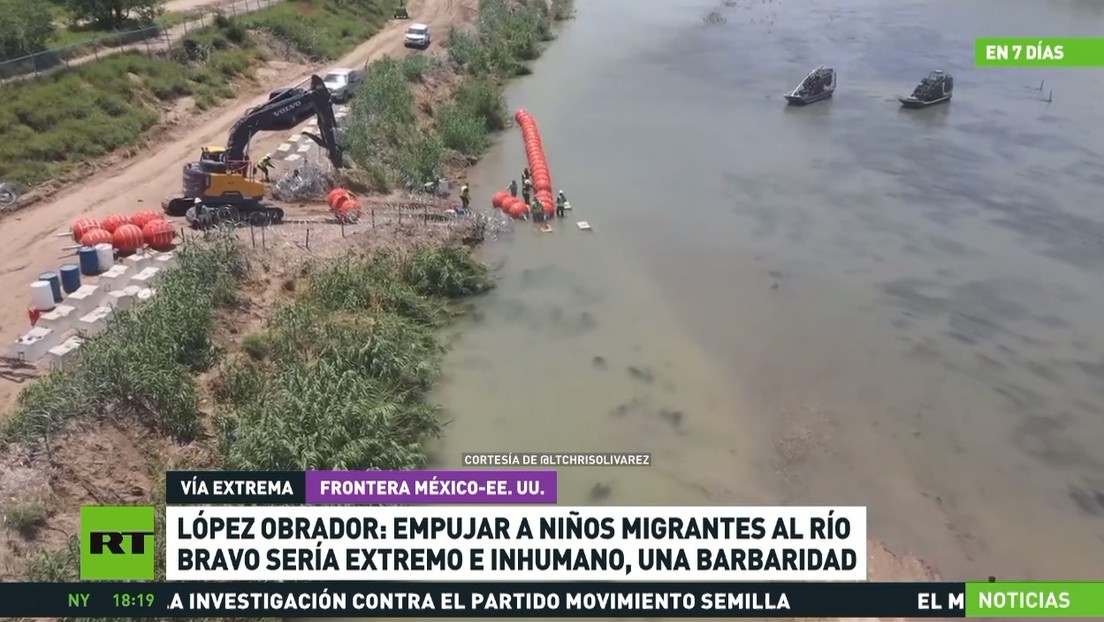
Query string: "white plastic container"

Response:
xmin=31 ymin=281 xmax=55 ymax=311
xmin=95 ymin=243 xmax=114 ymax=270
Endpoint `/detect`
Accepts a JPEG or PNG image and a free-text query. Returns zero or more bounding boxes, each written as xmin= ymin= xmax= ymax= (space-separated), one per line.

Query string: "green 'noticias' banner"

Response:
xmin=975 ymin=38 xmax=1104 ymax=67
xmin=966 ymin=582 xmax=1104 ymax=617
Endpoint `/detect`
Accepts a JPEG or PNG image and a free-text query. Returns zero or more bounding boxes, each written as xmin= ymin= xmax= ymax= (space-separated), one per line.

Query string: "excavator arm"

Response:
xmin=224 ymin=75 xmax=344 ymax=168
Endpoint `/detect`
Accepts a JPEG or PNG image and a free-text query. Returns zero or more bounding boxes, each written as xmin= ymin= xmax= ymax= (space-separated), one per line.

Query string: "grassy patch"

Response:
xmin=346 ymin=0 xmax=556 ymax=185
xmin=242 ymin=0 xmax=396 ymax=60
xmin=2 ymin=500 xmax=47 ymax=537
xmin=5 ymin=231 xmax=247 ymax=444
xmin=0 ymin=20 xmax=262 ymax=187
xmin=213 ymin=245 xmax=494 ymax=470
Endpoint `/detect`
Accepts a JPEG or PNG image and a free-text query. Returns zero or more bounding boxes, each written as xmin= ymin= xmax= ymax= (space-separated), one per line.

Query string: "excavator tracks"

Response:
xmin=185 ymin=204 xmax=284 ymax=229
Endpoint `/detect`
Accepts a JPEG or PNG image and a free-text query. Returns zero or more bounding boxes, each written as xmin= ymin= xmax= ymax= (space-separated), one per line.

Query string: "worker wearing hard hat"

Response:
xmin=508 ymin=179 xmax=518 ymax=198
xmin=254 ymin=153 xmax=274 ymax=182
xmin=530 ymin=197 xmax=545 ymax=222
xmin=459 ymin=182 xmax=470 ymax=211
xmin=555 ymin=190 xmax=567 ymax=219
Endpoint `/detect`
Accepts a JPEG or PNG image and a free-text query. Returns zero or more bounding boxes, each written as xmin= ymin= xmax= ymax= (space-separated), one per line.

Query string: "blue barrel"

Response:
xmin=60 ymin=264 xmax=81 ymax=293
xmin=38 ymin=272 xmax=62 ymax=303
xmin=78 ymin=246 xmax=99 ymax=275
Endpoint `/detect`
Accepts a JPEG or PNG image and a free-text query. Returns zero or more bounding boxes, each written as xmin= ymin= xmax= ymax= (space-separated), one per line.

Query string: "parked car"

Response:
xmin=322 ymin=68 xmax=363 ymax=103
xmin=266 ymin=87 xmax=315 ymax=127
xmin=404 ymin=23 xmax=431 ymax=49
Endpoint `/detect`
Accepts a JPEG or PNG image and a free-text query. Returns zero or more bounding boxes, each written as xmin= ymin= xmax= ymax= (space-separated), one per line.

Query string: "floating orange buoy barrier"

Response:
xmin=80 ymin=227 xmax=112 ymax=247
xmin=112 ymin=224 xmax=144 ymax=253
xmin=492 ymin=190 xmax=510 ymax=209
xmin=131 ymin=210 xmax=163 ymax=229
xmin=142 ymin=220 xmax=176 ymax=250
xmin=515 ymin=109 xmax=555 ymax=199
xmin=71 ymin=217 xmax=100 ymax=243
xmin=101 ymin=213 xmax=132 ymax=233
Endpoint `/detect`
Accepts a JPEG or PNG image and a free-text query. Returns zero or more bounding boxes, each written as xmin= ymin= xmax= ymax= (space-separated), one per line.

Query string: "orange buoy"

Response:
xmin=71 ymin=217 xmax=100 ymax=243
xmin=80 ymin=227 xmax=113 ymax=247
xmin=330 ymin=194 xmax=362 ymax=223
xmin=327 ymin=188 xmax=349 ymax=206
xmin=101 ymin=213 xmax=131 ymax=233
xmin=492 ymin=191 xmax=510 ymax=209
xmin=508 ymin=202 xmax=528 ymax=219
xmin=142 ymin=220 xmax=176 ymax=250
xmin=131 ymin=210 xmax=163 ymax=229
xmin=112 ymin=224 xmax=144 ymax=252
xmin=327 ymin=188 xmax=352 ymax=209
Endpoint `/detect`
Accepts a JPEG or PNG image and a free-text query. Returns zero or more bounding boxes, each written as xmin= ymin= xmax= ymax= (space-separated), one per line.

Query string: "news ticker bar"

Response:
xmin=5 ymin=582 xmax=1104 ymax=617
xmin=167 ymin=470 xmax=559 ymax=505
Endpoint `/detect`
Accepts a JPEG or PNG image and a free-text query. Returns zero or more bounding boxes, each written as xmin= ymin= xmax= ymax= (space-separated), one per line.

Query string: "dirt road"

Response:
xmin=0 ymin=0 xmax=468 ymax=413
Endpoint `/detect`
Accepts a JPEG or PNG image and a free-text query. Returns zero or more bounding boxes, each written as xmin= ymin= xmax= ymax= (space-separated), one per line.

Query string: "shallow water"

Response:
xmin=318 ymin=0 xmax=1104 ymax=619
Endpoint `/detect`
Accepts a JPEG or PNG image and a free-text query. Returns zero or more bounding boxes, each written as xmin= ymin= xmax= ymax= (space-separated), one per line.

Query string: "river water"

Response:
xmin=325 ymin=0 xmax=1104 ymax=619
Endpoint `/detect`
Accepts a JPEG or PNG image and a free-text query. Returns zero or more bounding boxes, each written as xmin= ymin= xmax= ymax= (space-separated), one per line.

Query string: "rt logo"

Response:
xmin=80 ymin=506 xmax=156 ymax=580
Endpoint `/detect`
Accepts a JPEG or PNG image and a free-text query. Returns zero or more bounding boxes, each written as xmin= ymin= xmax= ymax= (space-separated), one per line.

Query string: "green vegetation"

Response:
xmin=345 ymin=0 xmax=557 ymax=187
xmin=60 ymin=0 xmax=165 ymax=31
xmin=213 ymin=245 xmax=493 ymax=470
xmin=2 ymin=500 xmax=47 ymax=537
xmin=7 ymin=233 xmax=492 ymax=581
xmin=0 ymin=0 xmax=396 ymax=188
xmin=242 ymin=0 xmax=397 ymax=60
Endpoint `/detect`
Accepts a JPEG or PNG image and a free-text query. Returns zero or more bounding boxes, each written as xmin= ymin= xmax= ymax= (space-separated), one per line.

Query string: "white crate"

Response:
xmin=66 ymin=285 xmax=102 ymax=313
xmin=8 ymin=327 xmax=60 ymax=362
xmin=99 ymin=265 xmax=130 ymax=291
xmin=45 ymin=336 xmax=84 ymax=370
xmin=130 ymin=267 xmax=161 ymax=287
xmin=37 ymin=304 xmax=77 ymax=331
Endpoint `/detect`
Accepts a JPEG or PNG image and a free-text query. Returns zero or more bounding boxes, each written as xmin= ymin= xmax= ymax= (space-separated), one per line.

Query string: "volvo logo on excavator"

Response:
xmin=274 ymin=100 xmax=303 ymax=118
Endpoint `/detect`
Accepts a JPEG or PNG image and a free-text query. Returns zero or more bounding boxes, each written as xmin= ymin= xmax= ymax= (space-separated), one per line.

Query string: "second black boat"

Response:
xmin=898 ymin=69 xmax=953 ymax=108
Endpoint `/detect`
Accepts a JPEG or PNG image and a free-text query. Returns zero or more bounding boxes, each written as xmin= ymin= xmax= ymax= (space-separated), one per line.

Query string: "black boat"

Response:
xmin=784 ymin=66 xmax=836 ymax=105
xmin=898 ymin=70 xmax=953 ymax=108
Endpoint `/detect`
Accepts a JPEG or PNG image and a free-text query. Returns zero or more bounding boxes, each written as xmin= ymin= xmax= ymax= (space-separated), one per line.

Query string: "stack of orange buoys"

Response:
xmin=327 ymin=188 xmax=362 ymax=224
xmin=69 ymin=209 xmax=175 ymax=251
xmin=515 ymin=109 xmax=554 ymax=196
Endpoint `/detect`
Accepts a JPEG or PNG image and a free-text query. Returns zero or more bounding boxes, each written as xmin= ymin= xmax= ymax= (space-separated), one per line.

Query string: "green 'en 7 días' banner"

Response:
xmin=966 ymin=582 xmax=1104 ymax=617
xmin=975 ymin=38 xmax=1104 ymax=67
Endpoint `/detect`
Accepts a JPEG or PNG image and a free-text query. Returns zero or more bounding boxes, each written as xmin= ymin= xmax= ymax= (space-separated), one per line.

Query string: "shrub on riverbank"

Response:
xmin=5 ymin=231 xmax=247 ymax=443
xmin=213 ymin=245 xmax=494 ymax=470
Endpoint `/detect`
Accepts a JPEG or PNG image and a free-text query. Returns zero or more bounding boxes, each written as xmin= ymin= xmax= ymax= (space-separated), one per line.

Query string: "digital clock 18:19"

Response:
xmin=114 ymin=593 xmax=155 ymax=608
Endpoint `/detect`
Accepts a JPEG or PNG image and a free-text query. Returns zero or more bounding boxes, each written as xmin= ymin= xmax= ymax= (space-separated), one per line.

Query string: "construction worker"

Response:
xmin=521 ymin=177 xmax=532 ymax=204
xmin=459 ymin=182 xmax=470 ymax=210
xmin=555 ymin=190 xmax=567 ymax=218
xmin=530 ymin=197 xmax=544 ymax=222
xmin=254 ymin=153 xmax=274 ymax=182
xmin=508 ymin=179 xmax=518 ymax=197
xmin=522 ymin=168 xmax=531 ymax=183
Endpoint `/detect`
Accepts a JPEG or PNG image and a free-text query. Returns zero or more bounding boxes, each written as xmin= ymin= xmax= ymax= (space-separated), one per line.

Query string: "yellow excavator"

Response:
xmin=161 ymin=75 xmax=343 ymax=225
